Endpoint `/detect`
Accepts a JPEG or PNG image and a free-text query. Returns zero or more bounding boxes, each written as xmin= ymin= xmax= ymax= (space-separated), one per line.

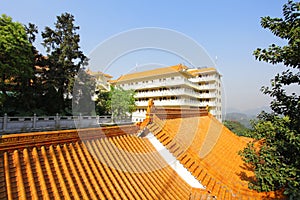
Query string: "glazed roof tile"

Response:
xmin=0 ymin=126 xmax=214 ymax=199
xmin=147 ymin=113 xmax=285 ymax=199
xmin=187 ymin=67 xmax=218 ymax=76
xmin=110 ymin=64 xmax=192 ymax=83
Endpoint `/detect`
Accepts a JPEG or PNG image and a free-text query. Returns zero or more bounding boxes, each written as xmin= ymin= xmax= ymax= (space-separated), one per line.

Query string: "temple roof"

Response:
xmin=0 ymin=107 xmax=285 ymax=199
xmin=147 ymin=113 xmax=284 ymax=199
xmin=0 ymin=125 xmax=213 ymax=199
xmin=110 ymin=64 xmax=192 ymax=83
xmin=187 ymin=67 xmax=218 ymax=76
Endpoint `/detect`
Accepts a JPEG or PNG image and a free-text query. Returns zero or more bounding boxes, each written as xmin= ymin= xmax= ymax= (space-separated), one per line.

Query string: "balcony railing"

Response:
xmin=134 ymin=88 xmax=218 ymax=99
xmin=135 ymin=99 xmax=218 ymax=107
xmin=189 ymin=76 xmax=217 ymax=83
xmin=122 ymin=78 xmax=188 ymax=90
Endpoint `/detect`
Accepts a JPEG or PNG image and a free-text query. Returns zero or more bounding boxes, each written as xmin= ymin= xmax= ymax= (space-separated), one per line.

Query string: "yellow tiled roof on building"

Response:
xmin=187 ymin=67 xmax=218 ymax=76
xmin=110 ymin=64 xmax=192 ymax=83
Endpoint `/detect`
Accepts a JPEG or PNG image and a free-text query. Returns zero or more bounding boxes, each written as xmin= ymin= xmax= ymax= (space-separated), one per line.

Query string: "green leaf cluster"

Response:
xmin=94 ymin=86 xmax=136 ymax=119
xmin=95 ymin=90 xmax=110 ymax=115
xmin=240 ymin=114 xmax=300 ymax=197
xmin=0 ymin=13 xmax=87 ymax=116
xmin=41 ymin=13 xmax=87 ymax=115
xmin=107 ymin=86 xmax=136 ymax=121
xmin=0 ymin=14 xmax=35 ymax=115
xmin=240 ymin=1 xmax=300 ymax=198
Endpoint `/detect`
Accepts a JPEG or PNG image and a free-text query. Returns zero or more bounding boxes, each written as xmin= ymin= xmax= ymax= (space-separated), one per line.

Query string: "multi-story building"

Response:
xmin=187 ymin=67 xmax=222 ymax=121
xmin=111 ymin=64 xmax=222 ymax=122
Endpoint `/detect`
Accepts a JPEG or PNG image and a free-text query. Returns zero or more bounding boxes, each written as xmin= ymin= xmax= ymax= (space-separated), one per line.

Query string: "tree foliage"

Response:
xmin=0 ymin=13 xmax=88 ymax=116
xmin=223 ymin=120 xmax=251 ymax=137
xmin=253 ymin=0 xmax=300 ymax=125
xmin=41 ymin=13 xmax=87 ymax=115
xmin=95 ymin=90 xmax=110 ymax=115
xmin=0 ymin=14 xmax=35 ymax=115
xmin=240 ymin=1 xmax=300 ymax=198
xmin=240 ymin=113 xmax=299 ymax=193
xmin=106 ymin=86 xmax=136 ymax=121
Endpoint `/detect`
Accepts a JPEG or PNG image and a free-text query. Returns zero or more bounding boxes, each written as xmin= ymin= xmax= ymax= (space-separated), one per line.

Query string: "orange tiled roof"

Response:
xmin=0 ymin=105 xmax=286 ymax=199
xmin=146 ymin=112 xmax=285 ymax=199
xmin=0 ymin=125 xmax=216 ymax=199
xmin=86 ymin=69 xmax=113 ymax=79
xmin=110 ymin=64 xmax=192 ymax=83
xmin=187 ymin=67 xmax=217 ymax=76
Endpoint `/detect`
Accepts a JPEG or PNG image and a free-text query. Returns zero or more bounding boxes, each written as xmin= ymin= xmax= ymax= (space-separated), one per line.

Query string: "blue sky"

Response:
xmin=1 ymin=0 xmax=291 ymax=113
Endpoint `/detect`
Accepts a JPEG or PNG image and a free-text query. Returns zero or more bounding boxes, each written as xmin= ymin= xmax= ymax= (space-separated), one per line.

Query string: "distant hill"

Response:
xmin=243 ymin=106 xmax=271 ymax=116
xmin=224 ymin=112 xmax=255 ymax=128
xmin=223 ymin=120 xmax=250 ymax=137
xmin=224 ymin=106 xmax=272 ymax=128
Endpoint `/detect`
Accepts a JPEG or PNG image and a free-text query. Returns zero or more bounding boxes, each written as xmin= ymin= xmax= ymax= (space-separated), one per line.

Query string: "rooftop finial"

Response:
xmin=146 ymin=98 xmax=155 ymax=116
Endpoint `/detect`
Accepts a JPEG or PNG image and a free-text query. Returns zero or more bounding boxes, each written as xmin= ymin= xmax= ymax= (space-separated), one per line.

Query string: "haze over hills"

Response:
xmin=224 ymin=106 xmax=272 ymax=128
xmin=225 ymin=106 xmax=271 ymax=116
xmin=224 ymin=113 xmax=253 ymax=128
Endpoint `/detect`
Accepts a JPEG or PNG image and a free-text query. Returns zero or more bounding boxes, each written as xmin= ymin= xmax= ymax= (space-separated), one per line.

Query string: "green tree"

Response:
xmin=0 ymin=14 xmax=35 ymax=115
xmin=108 ymin=86 xmax=136 ymax=121
xmin=24 ymin=22 xmax=51 ymax=115
xmin=41 ymin=13 xmax=87 ymax=115
xmin=95 ymin=90 xmax=110 ymax=115
xmin=240 ymin=1 xmax=300 ymax=198
xmin=223 ymin=120 xmax=251 ymax=137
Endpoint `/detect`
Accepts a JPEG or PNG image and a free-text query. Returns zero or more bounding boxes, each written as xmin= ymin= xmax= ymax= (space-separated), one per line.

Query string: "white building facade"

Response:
xmin=112 ymin=64 xmax=222 ymax=122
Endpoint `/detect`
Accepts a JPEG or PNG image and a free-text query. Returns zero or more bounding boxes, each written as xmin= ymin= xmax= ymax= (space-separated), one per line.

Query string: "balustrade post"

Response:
xmin=55 ymin=113 xmax=59 ymax=129
xmin=96 ymin=115 xmax=99 ymax=124
xmin=33 ymin=113 xmax=37 ymax=129
xmin=3 ymin=113 xmax=7 ymax=132
xmin=78 ymin=113 xmax=82 ymax=128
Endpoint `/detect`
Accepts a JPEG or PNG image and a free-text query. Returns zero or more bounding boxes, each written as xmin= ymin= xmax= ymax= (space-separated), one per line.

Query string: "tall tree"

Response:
xmin=0 ymin=14 xmax=35 ymax=115
xmin=24 ymin=22 xmax=49 ymax=115
xmin=240 ymin=1 xmax=300 ymax=198
xmin=42 ymin=13 xmax=87 ymax=114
